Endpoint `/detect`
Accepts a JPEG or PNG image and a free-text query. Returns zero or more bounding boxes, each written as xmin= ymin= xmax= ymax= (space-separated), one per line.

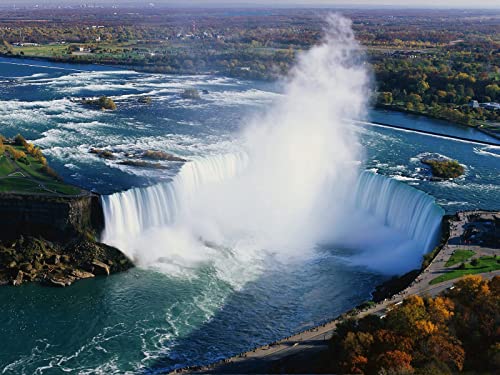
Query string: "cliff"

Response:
xmin=0 ymin=193 xmax=104 ymax=240
xmin=0 ymin=192 xmax=133 ymax=287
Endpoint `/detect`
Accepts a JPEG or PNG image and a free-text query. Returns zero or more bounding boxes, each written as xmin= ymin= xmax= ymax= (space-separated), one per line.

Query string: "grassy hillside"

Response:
xmin=0 ymin=135 xmax=81 ymax=195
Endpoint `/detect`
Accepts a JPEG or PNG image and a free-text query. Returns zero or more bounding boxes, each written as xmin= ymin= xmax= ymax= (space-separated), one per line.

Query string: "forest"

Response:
xmin=326 ymin=275 xmax=499 ymax=374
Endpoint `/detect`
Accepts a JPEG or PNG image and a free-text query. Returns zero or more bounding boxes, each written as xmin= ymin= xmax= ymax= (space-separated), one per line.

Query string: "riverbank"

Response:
xmin=174 ymin=210 xmax=500 ymax=374
xmin=356 ymin=119 xmax=500 ymax=147
xmin=0 ymin=235 xmax=133 ymax=287
xmin=376 ymin=104 xmax=500 ymax=141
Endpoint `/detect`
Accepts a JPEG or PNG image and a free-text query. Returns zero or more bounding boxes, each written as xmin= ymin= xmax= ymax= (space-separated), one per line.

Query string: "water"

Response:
xmin=0 ymin=52 xmax=499 ymax=374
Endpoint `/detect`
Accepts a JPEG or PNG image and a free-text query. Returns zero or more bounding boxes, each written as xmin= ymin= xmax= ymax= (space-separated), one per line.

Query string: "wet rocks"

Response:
xmin=13 ymin=270 xmax=23 ymax=286
xmin=0 ymin=236 xmax=133 ymax=287
xmin=89 ymin=148 xmax=115 ymax=160
xmin=91 ymin=260 xmax=110 ymax=276
xmin=142 ymin=150 xmax=187 ymax=162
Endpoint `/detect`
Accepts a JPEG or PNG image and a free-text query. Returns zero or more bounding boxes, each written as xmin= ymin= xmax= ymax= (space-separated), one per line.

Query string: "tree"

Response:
xmin=379 ymin=92 xmax=393 ymax=104
xmin=485 ymin=84 xmax=499 ymax=101
xmin=408 ymin=93 xmax=422 ymax=105
xmin=376 ymin=350 xmax=414 ymax=374
xmin=417 ymin=79 xmax=430 ymax=95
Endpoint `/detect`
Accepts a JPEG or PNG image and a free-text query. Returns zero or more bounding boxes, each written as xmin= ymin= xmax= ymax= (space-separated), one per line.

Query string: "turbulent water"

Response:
xmin=102 ymin=157 xmax=444 ymax=275
xmin=0 ymin=16 xmax=499 ymax=375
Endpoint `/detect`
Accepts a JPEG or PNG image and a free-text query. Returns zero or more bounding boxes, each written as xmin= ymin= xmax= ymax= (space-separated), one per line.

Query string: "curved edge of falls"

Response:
xmin=101 ymin=153 xmax=444 ymax=265
xmin=353 ymin=171 xmax=444 ymax=253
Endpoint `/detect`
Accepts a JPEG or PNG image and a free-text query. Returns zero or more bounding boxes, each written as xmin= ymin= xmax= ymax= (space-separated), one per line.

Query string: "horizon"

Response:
xmin=3 ymin=0 xmax=500 ymax=10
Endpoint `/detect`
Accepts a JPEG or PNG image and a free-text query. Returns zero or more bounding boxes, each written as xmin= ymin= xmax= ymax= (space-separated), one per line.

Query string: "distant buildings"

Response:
xmin=12 ymin=42 xmax=38 ymax=47
xmin=469 ymin=100 xmax=480 ymax=108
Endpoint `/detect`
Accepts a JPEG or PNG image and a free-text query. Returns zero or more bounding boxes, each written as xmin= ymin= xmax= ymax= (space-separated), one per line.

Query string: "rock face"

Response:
xmin=0 ymin=192 xmax=133 ymax=287
xmin=0 ymin=193 xmax=104 ymax=241
xmin=0 ymin=236 xmax=133 ymax=287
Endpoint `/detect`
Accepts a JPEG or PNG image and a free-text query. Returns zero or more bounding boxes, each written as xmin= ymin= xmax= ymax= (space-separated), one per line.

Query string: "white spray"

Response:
xmin=103 ymin=15 xmax=373 ymax=279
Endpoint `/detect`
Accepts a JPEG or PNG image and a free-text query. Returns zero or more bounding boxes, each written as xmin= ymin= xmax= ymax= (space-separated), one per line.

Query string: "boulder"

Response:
xmin=48 ymin=254 xmax=61 ymax=265
xmin=91 ymin=260 xmax=110 ymax=276
xmin=72 ymin=269 xmax=95 ymax=279
xmin=12 ymin=270 xmax=23 ymax=286
xmin=20 ymin=263 xmax=33 ymax=272
xmin=48 ymin=273 xmax=76 ymax=287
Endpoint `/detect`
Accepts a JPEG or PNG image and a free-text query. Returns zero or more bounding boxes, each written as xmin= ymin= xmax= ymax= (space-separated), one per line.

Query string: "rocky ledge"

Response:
xmin=0 ymin=235 xmax=133 ymax=287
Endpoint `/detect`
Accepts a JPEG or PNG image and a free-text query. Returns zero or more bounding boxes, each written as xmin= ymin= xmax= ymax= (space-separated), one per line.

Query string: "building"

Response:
xmin=480 ymin=102 xmax=500 ymax=111
xmin=468 ymin=100 xmax=480 ymax=109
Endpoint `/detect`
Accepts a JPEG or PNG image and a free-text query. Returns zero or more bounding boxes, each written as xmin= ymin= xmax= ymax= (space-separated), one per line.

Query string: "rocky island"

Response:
xmin=81 ymin=96 xmax=117 ymax=110
xmin=421 ymin=155 xmax=465 ymax=179
xmin=0 ymin=134 xmax=133 ymax=286
xmin=180 ymin=88 xmax=201 ymax=100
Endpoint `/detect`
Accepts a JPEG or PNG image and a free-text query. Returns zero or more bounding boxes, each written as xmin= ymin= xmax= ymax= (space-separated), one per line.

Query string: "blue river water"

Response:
xmin=0 ymin=57 xmax=498 ymax=374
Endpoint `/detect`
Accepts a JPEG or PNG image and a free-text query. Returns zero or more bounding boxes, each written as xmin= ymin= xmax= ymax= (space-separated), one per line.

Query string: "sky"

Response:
xmin=6 ymin=1 xmax=500 ymax=8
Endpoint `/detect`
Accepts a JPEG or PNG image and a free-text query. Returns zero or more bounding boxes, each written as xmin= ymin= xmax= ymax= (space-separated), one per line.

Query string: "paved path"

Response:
xmin=175 ymin=211 xmax=499 ymax=374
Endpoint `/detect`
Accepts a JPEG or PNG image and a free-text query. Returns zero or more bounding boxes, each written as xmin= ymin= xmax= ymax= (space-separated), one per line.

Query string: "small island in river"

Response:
xmin=81 ymin=96 xmax=117 ymax=110
xmin=420 ymin=154 xmax=465 ymax=179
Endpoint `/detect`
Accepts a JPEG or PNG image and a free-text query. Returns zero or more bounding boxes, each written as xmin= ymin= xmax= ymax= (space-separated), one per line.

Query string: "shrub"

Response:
xmin=5 ymin=145 xmax=28 ymax=162
xmin=41 ymin=165 xmax=62 ymax=181
xmin=14 ymin=134 xmax=26 ymax=146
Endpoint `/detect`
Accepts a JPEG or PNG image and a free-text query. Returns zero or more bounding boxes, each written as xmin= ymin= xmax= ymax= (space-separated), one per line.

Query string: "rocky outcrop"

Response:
xmin=0 ymin=235 xmax=133 ymax=287
xmin=0 ymin=193 xmax=104 ymax=241
xmin=0 ymin=192 xmax=133 ymax=287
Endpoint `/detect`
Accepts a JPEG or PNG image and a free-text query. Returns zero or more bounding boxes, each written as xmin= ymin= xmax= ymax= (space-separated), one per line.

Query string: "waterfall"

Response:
xmin=101 ymin=15 xmax=443 ymax=274
xmin=102 ymin=153 xmax=444 ymax=272
xmin=353 ymin=172 xmax=444 ymax=253
xmin=101 ymin=153 xmax=248 ymax=250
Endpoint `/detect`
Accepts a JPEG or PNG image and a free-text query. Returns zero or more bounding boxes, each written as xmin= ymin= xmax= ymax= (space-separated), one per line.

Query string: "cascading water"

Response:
xmin=353 ymin=172 xmax=444 ymax=253
xmin=102 ymin=152 xmax=444 ymax=274
xmin=102 ymin=153 xmax=248 ymax=252
xmin=101 ymin=14 xmax=443 ymax=276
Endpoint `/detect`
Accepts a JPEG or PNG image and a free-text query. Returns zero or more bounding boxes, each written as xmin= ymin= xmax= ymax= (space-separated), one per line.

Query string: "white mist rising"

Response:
xmin=102 ymin=14 xmax=370 ymax=277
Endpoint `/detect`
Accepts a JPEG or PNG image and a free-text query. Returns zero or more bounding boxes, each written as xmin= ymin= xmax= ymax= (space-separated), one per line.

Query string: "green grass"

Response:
xmin=43 ymin=181 xmax=81 ymax=195
xmin=445 ymin=250 xmax=476 ymax=267
xmin=430 ymin=256 xmax=500 ymax=285
xmin=0 ymin=155 xmax=15 ymax=175
xmin=0 ymin=177 xmax=41 ymax=193
xmin=0 ymin=144 xmax=82 ymax=196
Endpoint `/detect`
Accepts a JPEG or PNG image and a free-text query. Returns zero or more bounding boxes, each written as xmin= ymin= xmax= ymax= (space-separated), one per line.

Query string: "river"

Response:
xmin=0 ymin=57 xmax=498 ymax=374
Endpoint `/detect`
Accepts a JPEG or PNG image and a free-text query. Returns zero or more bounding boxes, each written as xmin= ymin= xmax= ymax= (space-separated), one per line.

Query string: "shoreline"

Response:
xmin=172 ymin=210 xmax=499 ymax=374
xmin=355 ymin=120 xmax=500 ymax=147
xmin=375 ymin=104 xmax=500 ymax=142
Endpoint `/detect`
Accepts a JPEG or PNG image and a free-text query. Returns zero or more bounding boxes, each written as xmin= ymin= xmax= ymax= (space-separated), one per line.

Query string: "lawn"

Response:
xmin=0 ymin=177 xmax=42 ymax=193
xmin=430 ymin=256 xmax=500 ymax=285
xmin=0 ymin=143 xmax=82 ymax=196
xmin=13 ymin=44 xmax=69 ymax=57
xmin=445 ymin=249 xmax=475 ymax=267
xmin=0 ymin=155 xmax=15 ymax=175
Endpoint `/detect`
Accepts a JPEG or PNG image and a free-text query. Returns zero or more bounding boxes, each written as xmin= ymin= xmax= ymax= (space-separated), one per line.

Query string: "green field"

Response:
xmin=0 ymin=142 xmax=81 ymax=196
xmin=430 ymin=256 xmax=500 ymax=285
xmin=0 ymin=155 xmax=15 ymax=175
xmin=445 ymin=249 xmax=476 ymax=267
